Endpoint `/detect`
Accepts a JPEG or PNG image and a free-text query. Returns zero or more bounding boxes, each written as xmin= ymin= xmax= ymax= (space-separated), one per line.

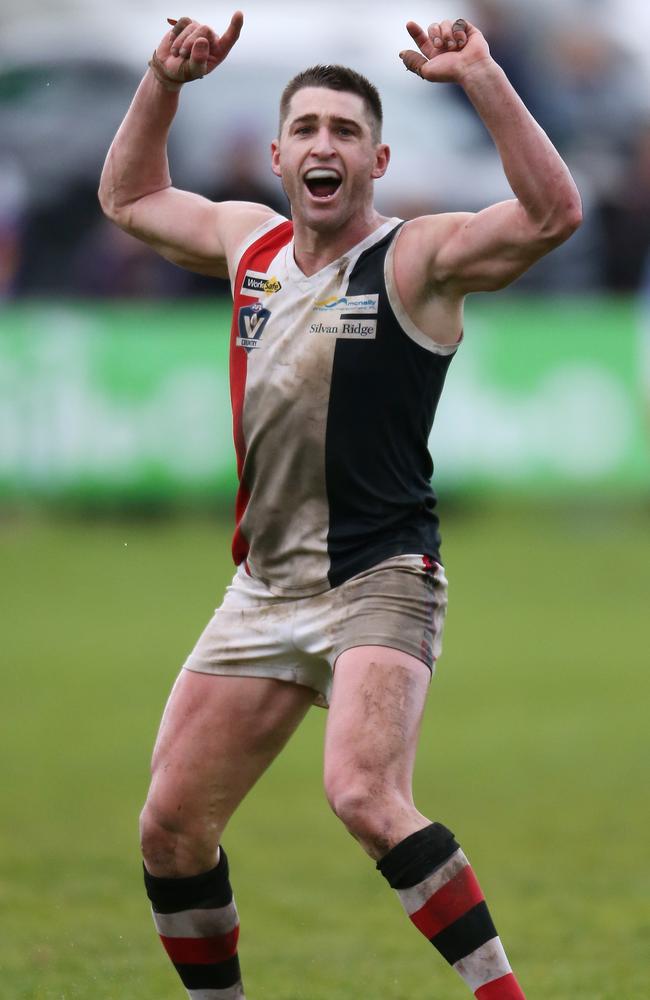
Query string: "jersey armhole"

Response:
xmin=384 ymin=235 xmax=462 ymax=356
xmin=230 ymin=214 xmax=290 ymax=295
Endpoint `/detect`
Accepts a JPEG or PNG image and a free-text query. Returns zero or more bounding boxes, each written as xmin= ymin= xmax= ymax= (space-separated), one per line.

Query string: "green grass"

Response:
xmin=1 ymin=504 xmax=648 ymax=999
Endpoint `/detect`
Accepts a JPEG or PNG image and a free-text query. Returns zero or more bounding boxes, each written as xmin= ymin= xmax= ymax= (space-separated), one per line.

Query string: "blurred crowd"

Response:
xmin=2 ymin=0 xmax=650 ymax=300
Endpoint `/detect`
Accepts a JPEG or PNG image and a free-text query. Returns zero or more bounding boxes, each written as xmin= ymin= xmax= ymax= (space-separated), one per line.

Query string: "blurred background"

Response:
xmin=0 ymin=0 xmax=649 ymax=504
xmin=1 ymin=2 xmax=648 ymax=998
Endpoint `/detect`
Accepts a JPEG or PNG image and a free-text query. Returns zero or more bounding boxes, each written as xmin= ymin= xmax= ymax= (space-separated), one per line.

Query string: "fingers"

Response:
xmin=163 ymin=18 xmax=214 ymax=79
xmin=452 ymin=18 xmax=469 ymax=48
xmin=406 ymin=20 xmax=436 ymax=59
xmin=427 ymin=22 xmax=444 ymax=50
xmin=155 ymin=11 xmax=243 ymax=83
xmin=399 ymin=48 xmax=429 ymax=77
xmin=168 ymin=12 xmax=243 ymax=61
xmin=218 ymin=10 xmax=244 ymax=55
xmin=423 ymin=18 xmax=469 ymax=53
xmin=169 ymin=15 xmax=192 ymax=52
xmin=169 ymin=17 xmax=194 ymax=57
xmin=188 ymin=37 xmax=210 ymax=78
xmin=400 ymin=16 xmax=474 ymax=82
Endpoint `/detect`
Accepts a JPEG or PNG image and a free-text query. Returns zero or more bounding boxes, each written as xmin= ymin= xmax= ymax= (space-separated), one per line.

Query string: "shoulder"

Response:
xmin=217 ymin=202 xmax=288 ymax=270
xmin=393 ymin=213 xmax=474 ymax=280
xmin=391 ymin=213 xmax=472 ymax=303
xmin=388 ymin=214 xmax=469 ymax=348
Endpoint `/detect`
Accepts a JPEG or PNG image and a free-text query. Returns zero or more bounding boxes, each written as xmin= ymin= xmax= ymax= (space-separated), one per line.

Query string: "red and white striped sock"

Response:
xmin=144 ymin=848 xmax=245 ymax=999
xmin=378 ymin=823 xmax=526 ymax=999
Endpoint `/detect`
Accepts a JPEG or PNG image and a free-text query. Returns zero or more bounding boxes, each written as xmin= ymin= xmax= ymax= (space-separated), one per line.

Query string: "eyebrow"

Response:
xmin=289 ymin=113 xmax=363 ymax=132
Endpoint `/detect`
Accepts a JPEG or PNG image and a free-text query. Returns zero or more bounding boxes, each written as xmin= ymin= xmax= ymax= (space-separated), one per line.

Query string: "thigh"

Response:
xmin=326 ymin=555 xmax=448 ymax=678
xmin=324 ymin=645 xmax=431 ymax=795
xmin=296 ymin=555 xmax=448 ymax=708
xmin=146 ymin=668 xmax=314 ymax=835
xmin=184 ymin=566 xmax=333 ymax=707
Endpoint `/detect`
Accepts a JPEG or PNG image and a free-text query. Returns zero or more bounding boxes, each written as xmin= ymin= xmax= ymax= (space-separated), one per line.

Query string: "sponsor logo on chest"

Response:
xmin=310 ymin=292 xmax=378 ymax=339
xmin=309 ymin=318 xmax=377 ymax=339
xmin=241 ymin=271 xmax=282 ymax=297
xmin=313 ymin=294 xmax=379 ymax=315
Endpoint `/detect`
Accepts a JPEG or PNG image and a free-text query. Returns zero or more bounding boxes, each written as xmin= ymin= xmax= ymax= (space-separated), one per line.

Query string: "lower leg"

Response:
xmin=377 ymin=821 xmax=527 ymax=999
xmin=325 ymin=650 xmax=525 ymax=998
xmin=144 ymin=847 xmax=244 ymax=999
xmin=141 ymin=670 xmax=313 ymax=999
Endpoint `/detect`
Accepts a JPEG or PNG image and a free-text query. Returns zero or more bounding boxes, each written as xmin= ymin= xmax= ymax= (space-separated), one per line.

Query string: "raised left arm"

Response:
xmin=399 ymin=18 xmax=583 ymax=293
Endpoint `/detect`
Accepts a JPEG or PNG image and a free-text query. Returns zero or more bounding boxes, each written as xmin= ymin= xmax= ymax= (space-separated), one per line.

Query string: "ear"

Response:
xmin=371 ymin=143 xmax=390 ymax=180
xmin=271 ymin=139 xmax=281 ymax=178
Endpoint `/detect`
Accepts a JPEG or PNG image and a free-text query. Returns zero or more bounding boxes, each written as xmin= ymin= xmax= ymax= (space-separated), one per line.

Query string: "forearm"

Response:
xmin=460 ymin=60 xmax=582 ymax=235
xmin=98 ymin=69 xmax=181 ymax=224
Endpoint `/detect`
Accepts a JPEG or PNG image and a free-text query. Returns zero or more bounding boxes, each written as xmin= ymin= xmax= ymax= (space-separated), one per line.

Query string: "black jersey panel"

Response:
xmin=324 ymin=228 xmax=455 ymax=589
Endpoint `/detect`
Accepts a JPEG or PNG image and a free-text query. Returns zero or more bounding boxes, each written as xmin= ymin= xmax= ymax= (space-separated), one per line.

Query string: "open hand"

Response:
xmin=399 ymin=18 xmax=491 ymax=84
xmin=152 ymin=11 xmax=244 ymax=86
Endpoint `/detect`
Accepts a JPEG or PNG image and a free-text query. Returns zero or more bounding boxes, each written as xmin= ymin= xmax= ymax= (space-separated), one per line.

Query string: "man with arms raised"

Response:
xmin=100 ymin=10 xmax=581 ymax=999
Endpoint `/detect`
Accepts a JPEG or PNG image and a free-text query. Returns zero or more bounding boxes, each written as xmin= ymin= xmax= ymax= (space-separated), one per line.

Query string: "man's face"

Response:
xmin=271 ymin=87 xmax=389 ymax=232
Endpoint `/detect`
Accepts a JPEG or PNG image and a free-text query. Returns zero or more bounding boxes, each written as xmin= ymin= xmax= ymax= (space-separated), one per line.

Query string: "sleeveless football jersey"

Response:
xmin=229 ymin=215 xmax=459 ymax=597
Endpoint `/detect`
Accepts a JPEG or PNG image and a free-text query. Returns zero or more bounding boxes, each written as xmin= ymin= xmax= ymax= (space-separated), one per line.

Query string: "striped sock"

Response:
xmin=144 ymin=848 xmax=245 ymax=1000
xmin=377 ymin=823 xmax=526 ymax=999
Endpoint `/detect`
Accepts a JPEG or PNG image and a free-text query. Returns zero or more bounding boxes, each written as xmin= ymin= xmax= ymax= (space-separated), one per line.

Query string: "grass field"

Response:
xmin=2 ymin=503 xmax=648 ymax=999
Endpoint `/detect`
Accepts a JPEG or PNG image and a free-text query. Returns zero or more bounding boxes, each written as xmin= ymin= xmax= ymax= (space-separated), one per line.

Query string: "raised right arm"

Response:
xmin=98 ymin=13 xmax=276 ymax=279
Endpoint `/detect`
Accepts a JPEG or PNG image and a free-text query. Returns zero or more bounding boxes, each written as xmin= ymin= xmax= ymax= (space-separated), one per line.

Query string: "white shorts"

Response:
xmin=183 ymin=554 xmax=448 ymax=708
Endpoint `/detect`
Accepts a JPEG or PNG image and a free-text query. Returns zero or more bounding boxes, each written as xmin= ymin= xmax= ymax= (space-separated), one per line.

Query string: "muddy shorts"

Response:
xmin=183 ymin=554 xmax=448 ymax=708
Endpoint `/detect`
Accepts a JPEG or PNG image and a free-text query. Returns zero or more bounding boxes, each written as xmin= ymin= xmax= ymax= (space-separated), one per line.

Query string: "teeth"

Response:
xmin=305 ymin=169 xmax=340 ymax=181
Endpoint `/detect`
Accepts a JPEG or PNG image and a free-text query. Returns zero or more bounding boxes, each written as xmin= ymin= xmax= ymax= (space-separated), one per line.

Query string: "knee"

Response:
xmin=139 ymin=799 xmax=181 ymax=870
xmin=324 ymin=771 xmax=406 ymax=856
xmin=139 ymin=800 xmax=171 ymax=862
xmin=140 ymin=797 xmax=218 ymax=877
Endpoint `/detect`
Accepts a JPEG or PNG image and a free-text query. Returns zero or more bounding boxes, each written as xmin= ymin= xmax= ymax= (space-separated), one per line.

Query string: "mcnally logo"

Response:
xmin=313 ymin=294 xmax=379 ymax=315
xmin=237 ymin=303 xmax=271 ymax=352
xmin=309 ymin=319 xmax=377 ymax=340
xmin=241 ymin=271 xmax=282 ymax=296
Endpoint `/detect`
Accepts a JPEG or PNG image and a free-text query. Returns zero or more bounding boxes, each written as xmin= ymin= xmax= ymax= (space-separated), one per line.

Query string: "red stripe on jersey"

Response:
xmin=475 ymin=973 xmax=526 ymax=999
xmin=160 ymin=926 xmax=240 ymax=965
xmin=410 ymin=864 xmax=485 ymax=939
xmin=229 ymin=219 xmax=293 ymax=566
xmin=231 ymin=482 xmax=251 ymax=566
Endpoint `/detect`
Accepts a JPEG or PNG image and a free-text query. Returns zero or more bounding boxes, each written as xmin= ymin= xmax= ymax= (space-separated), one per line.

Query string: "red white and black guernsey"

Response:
xmin=229 ymin=215 xmax=459 ymax=597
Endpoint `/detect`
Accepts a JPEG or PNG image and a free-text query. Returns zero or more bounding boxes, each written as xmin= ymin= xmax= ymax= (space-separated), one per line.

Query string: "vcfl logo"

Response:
xmin=236 ymin=303 xmax=271 ymax=352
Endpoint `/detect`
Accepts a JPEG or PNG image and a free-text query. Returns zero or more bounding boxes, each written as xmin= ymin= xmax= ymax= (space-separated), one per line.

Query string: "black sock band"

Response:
xmin=144 ymin=847 xmax=232 ymax=913
xmin=376 ymin=823 xmax=459 ymax=889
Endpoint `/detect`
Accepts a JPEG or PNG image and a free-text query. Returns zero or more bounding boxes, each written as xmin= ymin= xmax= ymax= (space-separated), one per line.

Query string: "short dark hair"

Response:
xmin=279 ymin=65 xmax=383 ymax=142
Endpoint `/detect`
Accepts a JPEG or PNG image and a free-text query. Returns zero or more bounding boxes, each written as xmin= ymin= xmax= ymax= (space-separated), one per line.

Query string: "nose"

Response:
xmin=311 ymin=126 xmax=336 ymax=158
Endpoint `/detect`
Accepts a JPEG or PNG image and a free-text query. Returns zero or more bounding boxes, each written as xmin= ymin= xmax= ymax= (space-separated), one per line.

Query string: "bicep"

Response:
xmin=430 ymin=201 xmax=556 ymax=293
xmin=121 ymin=188 xmax=276 ymax=278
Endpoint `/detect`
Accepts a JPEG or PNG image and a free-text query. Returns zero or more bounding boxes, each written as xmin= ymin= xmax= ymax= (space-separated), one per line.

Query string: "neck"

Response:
xmin=291 ymin=209 xmax=389 ymax=276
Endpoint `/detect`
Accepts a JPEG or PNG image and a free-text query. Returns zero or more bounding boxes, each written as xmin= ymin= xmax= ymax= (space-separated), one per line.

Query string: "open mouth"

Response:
xmin=304 ymin=168 xmax=342 ymax=200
